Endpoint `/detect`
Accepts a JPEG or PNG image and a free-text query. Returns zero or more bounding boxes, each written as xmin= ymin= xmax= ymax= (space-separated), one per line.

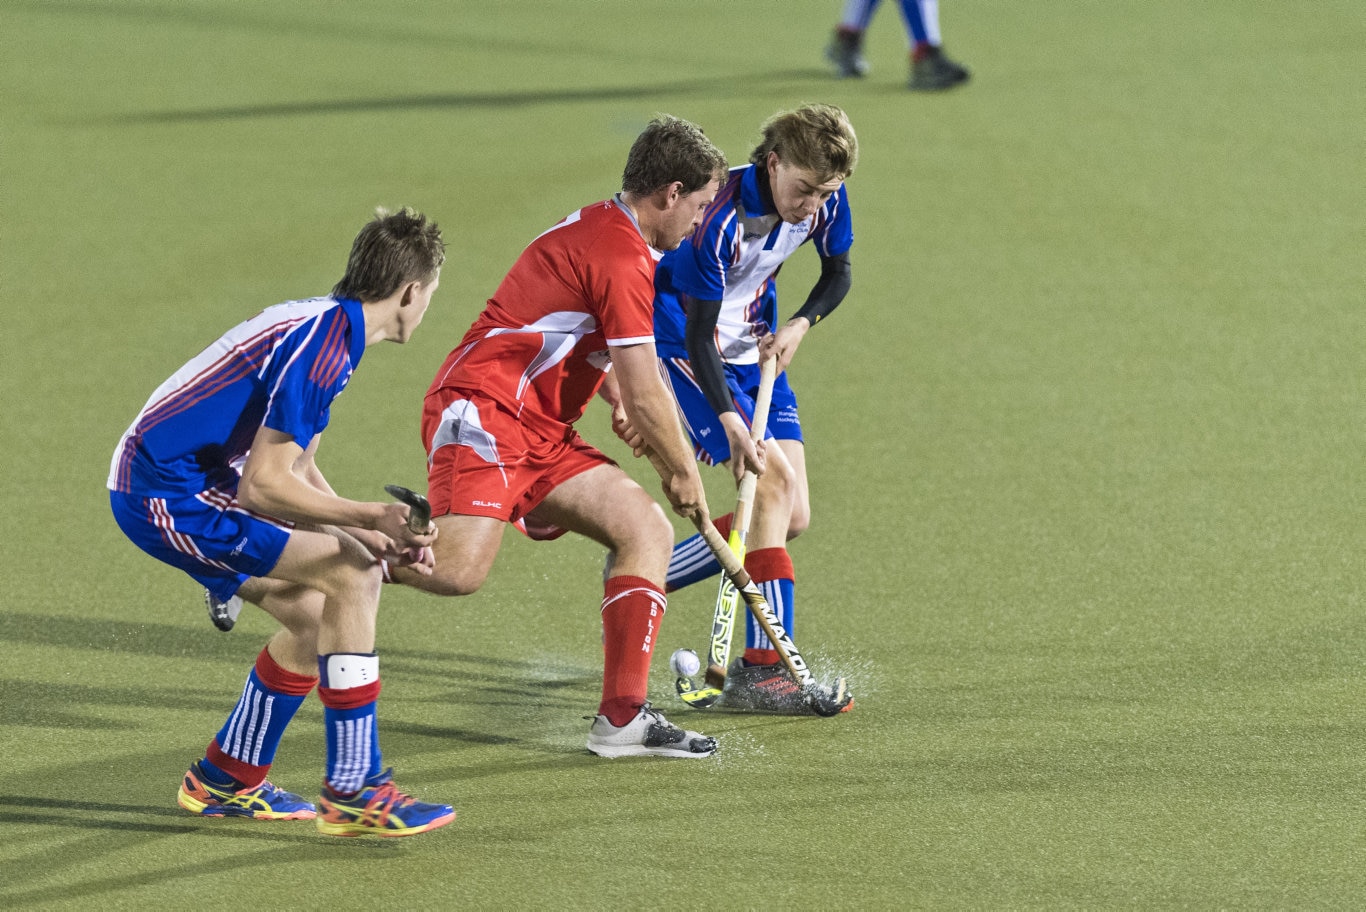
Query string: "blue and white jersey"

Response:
xmin=108 ymin=296 xmax=367 ymax=497
xmin=654 ymin=164 xmax=853 ymax=364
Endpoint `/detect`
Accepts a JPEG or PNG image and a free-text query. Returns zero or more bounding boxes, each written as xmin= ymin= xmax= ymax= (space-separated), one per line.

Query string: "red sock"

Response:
xmin=598 ymin=575 xmax=667 ymax=726
xmin=743 ymin=548 xmax=794 ymax=667
xmin=713 ymin=512 xmax=733 ymax=541
xmin=912 ymin=42 xmax=933 ymax=62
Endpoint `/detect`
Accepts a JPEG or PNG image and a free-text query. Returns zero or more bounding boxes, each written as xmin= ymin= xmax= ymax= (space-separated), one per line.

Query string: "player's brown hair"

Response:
xmin=333 ymin=207 xmax=446 ymax=302
xmin=622 ymin=115 xmax=728 ymax=196
xmin=749 ymin=104 xmax=858 ymax=183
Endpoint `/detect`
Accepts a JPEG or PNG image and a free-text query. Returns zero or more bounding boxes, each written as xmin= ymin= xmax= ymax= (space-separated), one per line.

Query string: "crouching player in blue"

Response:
xmin=653 ymin=104 xmax=858 ymax=712
xmin=107 ymin=208 xmax=456 ymax=837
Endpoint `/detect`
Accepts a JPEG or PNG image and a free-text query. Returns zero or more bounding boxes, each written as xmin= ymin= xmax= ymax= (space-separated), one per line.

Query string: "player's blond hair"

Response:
xmin=622 ymin=115 xmax=728 ymax=196
xmin=749 ymin=104 xmax=858 ymax=183
xmin=333 ymin=207 xmax=445 ymax=302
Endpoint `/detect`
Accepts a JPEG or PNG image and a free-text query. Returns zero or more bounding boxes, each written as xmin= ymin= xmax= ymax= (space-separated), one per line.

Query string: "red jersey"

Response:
xmin=428 ymin=197 xmax=660 ymax=439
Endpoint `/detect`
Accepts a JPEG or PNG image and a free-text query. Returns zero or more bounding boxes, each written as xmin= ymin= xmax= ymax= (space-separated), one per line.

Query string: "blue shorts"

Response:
xmin=109 ymin=487 xmax=293 ymax=603
xmin=660 ymin=357 xmax=803 ymax=466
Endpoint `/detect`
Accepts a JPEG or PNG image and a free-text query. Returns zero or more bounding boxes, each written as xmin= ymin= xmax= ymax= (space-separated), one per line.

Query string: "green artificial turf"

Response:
xmin=3 ymin=1 xmax=1364 ymax=907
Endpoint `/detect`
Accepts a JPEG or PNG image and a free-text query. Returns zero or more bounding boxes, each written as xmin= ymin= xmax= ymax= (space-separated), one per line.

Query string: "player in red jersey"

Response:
xmin=400 ymin=116 xmax=730 ymax=758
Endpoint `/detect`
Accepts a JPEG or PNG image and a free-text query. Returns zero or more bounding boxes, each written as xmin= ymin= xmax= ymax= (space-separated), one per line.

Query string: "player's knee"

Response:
xmin=612 ymin=501 xmax=674 ymax=566
xmin=787 ymin=504 xmax=811 ymax=540
xmin=260 ymin=585 xmax=325 ymax=637
xmin=645 ymin=508 xmax=675 ymax=559
xmin=330 ymin=559 xmax=384 ymax=604
xmin=765 ymin=454 xmax=799 ymax=500
xmin=419 ymin=563 xmax=489 ymax=598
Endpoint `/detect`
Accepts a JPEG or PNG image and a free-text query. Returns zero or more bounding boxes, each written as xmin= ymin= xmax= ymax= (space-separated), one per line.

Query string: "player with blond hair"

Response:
xmin=652 ymin=104 xmax=859 ymax=711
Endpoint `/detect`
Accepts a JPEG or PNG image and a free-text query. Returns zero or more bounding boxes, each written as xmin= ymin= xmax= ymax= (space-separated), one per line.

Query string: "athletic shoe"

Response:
xmin=177 ymin=761 xmax=316 ymax=820
xmin=586 ymin=702 xmax=718 ymax=758
xmin=316 ymin=769 xmax=456 ymax=838
xmin=205 ymin=589 xmax=242 ymax=632
xmin=719 ymin=661 xmax=811 ymax=714
xmin=824 ymin=30 xmax=870 ymax=79
xmin=719 ymin=662 xmax=856 ymax=715
xmin=909 ymin=46 xmax=971 ymax=91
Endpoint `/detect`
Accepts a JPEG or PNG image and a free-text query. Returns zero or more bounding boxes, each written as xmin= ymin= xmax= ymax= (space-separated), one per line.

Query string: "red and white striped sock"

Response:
xmin=598 ymin=575 xmax=667 ymax=727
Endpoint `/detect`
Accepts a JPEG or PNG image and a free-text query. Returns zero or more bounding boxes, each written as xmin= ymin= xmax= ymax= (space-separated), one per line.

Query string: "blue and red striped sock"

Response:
xmin=204 ymin=647 xmax=317 ymax=789
xmin=743 ymin=548 xmax=795 ymax=667
xmin=664 ymin=513 xmax=732 ymax=592
xmin=318 ymin=653 xmax=383 ymax=796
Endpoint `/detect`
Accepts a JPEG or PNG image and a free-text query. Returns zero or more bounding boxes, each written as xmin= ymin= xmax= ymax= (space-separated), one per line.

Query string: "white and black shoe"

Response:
xmin=205 ymin=589 xmax=243 ymax=632
xmin=586 ymin=703 xmax=718 ymax=759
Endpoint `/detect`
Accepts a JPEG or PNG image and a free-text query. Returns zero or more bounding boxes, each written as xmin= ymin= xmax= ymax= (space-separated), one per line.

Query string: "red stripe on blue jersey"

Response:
xmin=109 ymin=297 xmax=364 ymax=496
xmin=308 ymin=311 xmax=349 ymax=387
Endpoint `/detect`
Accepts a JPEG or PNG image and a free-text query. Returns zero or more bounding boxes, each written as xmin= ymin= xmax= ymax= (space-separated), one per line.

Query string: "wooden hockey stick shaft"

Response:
xmin=688 ymin=513 xmax=818 ymax=689
xmin=707 ymin=356 xmax=778 ymax=661
xmin=730 ymin=356 xmax=778 ymax=543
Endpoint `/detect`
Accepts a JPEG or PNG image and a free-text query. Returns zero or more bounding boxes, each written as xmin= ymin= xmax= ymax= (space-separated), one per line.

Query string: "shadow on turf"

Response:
xmin=0 ymin=796 xmax=393 ymax=909
xmin=0 ymin=677 xmax=231 ymax=728
xmin=100 ymin=70 xmax=829 ymax=125
xmin=0 ymin=610 xmax=259 ymax=662
xmin=13 ymin=0 xmax=607 ymax=58
xmin=0 ymin=608 xmax=583 ymax=681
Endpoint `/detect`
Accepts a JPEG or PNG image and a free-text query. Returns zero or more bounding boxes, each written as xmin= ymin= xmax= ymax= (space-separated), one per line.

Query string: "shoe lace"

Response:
xmin=370 ymin=780 xmax=413 ymax=808
xmin=637 ymin=702 xmax=675 ymax=727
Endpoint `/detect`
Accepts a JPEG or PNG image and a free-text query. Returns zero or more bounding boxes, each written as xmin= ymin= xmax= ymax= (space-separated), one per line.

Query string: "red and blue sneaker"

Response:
xmin=719 ymin=662 xmax=856 ymax=715
xmin=316 ymin=769 xmax=455 ymax=838
xmin=177 ymin=761 xmax=316 ymax=820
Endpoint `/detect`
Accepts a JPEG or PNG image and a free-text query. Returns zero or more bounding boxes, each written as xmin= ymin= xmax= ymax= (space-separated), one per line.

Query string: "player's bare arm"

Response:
xmin=238 ymin=427 xmax=436 ymax=553
xmin=291 ymin=439 xmax=433 ymax=572
xmin=759 ymin=317 xmax=811 ymax=374
xmin=609 ymin=341 xmax=707 ymax=517
xmin=718 ymin=412 xmax=767 ymax=484
xmin=598 ymin=368 xmax=648 ymax=455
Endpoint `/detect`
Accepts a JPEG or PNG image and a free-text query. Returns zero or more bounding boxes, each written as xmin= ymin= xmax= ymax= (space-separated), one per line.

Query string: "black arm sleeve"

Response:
xmin=683 ymin=297 xmax=737 ymax=417
xmin=791 ymin=250 xmax=852 ymax=326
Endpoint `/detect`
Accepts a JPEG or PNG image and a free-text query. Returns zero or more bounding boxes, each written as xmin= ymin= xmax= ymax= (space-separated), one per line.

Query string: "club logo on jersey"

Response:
xmin=471 ymin=500 xmax=503 ymax=509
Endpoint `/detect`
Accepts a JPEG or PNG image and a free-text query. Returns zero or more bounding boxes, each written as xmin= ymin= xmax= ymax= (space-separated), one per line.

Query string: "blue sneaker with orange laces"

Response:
xmin=315 ymin=769 xmax=455 ymax=838
xmin=177 ymin=761 xmax=316 ymax=820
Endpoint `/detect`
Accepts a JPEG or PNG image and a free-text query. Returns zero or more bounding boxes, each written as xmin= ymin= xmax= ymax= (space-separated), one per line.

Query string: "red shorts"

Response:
xmin=422 ymin=388 xmax=613 ymax=527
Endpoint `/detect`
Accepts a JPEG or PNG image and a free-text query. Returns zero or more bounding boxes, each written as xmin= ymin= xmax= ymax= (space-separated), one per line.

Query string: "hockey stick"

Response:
xmin=384 ymin=484 xmax=432 ymax=532
xmin=676 ymin=357 xmax=777 ymax=707
xmin=688 ymin=513 xmax=851 ymax=717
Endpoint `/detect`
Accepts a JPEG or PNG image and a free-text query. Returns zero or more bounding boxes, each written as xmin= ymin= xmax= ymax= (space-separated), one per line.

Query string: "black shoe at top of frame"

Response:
xmin=909 ymin=46 xmax=971 ymax=91
xmin=825 ymin=30 xmax=871 ymax=79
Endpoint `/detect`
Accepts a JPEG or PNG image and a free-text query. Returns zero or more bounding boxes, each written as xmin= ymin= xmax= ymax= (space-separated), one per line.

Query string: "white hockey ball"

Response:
xmin=670 ymin=648 xmax=701 ymax=677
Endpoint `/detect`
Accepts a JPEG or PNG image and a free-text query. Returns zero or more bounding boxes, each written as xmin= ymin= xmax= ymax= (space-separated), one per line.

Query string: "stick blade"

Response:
xmin=384 ymin=484 xmax=431 ymax=531
xmin=804 ymin=677 xmax=854 ymax=717
xmin=675 ymin=673 xmax=723 ymax=709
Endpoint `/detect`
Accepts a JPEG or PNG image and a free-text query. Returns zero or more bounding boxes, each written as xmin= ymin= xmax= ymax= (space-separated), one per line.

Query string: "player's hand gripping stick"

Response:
xmin=676 ymin=357 xmax=778 ymax=708
xmin=384 ymin=484 xmax=432 ymax=533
